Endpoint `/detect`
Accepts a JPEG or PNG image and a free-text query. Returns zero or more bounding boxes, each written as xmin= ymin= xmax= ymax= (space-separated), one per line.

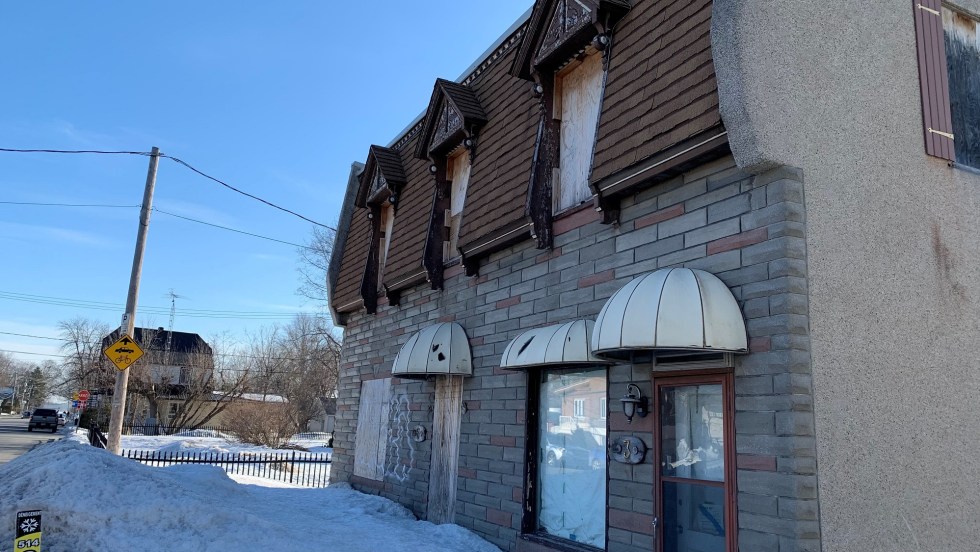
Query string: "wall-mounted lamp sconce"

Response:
xmin=620 ymin=383 xmax=647 ymax=423
xmin=532 ymin=83 xmax=544 ymax=97
xmin=463 ymin=138 xmax=474 ymax=149
xmin=429 ymin=164 xmax=438 ymax=174
xmin=366 ymin=212 xmax=374 ymax=220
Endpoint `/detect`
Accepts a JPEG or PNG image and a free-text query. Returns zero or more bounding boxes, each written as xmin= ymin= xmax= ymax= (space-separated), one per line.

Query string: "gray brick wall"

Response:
xmin=332 ymin=156 xmax=819 ymax=552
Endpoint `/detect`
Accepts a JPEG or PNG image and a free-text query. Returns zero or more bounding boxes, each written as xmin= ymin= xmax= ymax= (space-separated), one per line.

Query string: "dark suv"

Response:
xmin=28 ymin=408 xmax=59 ymax=433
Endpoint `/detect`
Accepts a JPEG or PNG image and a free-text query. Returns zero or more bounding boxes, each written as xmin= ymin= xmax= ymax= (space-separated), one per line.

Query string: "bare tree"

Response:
xmin=59 ymin=317 xmax=113 ymax=392
xmin=296 ymin=226 xmax=335 ymax=305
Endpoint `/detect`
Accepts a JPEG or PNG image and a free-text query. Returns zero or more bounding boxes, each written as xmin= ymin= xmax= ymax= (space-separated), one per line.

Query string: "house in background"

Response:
xmin=100 ymin=327 xmax=215 ymax=425
xmin=327 ymin=1 xmax=980 ymax=551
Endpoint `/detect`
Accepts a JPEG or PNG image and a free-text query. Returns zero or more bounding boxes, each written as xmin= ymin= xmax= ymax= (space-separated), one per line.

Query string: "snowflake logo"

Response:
xmin=19 ymin=518 xmax=38 ymax=533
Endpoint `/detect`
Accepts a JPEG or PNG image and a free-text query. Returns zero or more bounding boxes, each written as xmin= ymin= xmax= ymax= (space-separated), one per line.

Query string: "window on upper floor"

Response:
xmin=554 ymin=52 xmax=604 ymax=213
xmin=445 ymin=148 xmax=471 ymax=261
xmin=378 ymin=200 xmax=395 ymax=288
xmin=913 ymin=1 xmax=980 ymax=167
xmin=943 ymin=6 xmax=980 ymax=168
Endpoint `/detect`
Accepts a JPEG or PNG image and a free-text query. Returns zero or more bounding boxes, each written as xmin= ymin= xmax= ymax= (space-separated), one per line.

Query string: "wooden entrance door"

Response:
xmin=428 ymin=374 xmax=463 ymax=523
xmin=653 ymin=372 xmax=736 ymax=552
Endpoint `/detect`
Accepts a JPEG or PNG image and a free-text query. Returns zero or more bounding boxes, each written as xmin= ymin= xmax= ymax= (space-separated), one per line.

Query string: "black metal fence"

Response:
xmin=121 ymin=450 xmax=331 ymax=487
xmin=120 ymin=424 xmax=229 ymax=437
xmin=89 ymin=425 xmax=108 ymax=449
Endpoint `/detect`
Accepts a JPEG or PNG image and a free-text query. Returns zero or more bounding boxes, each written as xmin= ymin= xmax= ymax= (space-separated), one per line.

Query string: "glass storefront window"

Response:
xmin=537 ymin=368 xmax=606 ymax=548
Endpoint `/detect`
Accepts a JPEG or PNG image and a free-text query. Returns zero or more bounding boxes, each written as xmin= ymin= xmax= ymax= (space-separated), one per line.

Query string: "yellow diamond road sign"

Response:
xmin=103 ymin=334 xmax=144 ymax=371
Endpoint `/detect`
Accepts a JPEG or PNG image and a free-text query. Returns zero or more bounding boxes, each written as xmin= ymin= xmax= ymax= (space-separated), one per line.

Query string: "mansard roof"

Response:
xmin=511 ymin=0 xmax=631 ymax=80
xmin=414 ymin=79 xmax=488 ymax=160
xmin=355 ymin=145 xmax=407 ymax=208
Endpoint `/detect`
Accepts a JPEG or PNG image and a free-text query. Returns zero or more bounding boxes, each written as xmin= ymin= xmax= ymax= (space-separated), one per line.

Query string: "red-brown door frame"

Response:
xmin=651 ymin=370 xmax=737 ymax=552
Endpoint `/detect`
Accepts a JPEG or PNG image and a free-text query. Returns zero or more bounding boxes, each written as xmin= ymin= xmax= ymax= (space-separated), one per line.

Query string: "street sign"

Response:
xmin=103 ymin=335 xmax=144 ymax=371
xmin=71 ymin=401 xmax=79 ymax=408
xmin=71 ymin=392 xmax=79 ymax=401
xmin=14 ymin=510 xmax=42 ymax=552
xmin=78 ymin=390 xmax=90 ymax=402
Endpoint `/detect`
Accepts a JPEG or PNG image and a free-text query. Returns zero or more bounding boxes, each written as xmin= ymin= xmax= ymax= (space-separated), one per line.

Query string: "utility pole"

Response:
xmin=107 ymin=146 xmax=160 ymax=454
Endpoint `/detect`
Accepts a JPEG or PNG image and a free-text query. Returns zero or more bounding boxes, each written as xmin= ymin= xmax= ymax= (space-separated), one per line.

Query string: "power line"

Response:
xmin=0 ymin=201 xmax=140 ymax=208
xmin=0 ymin=201 xmax=313 ymax=250
xmin=0 ymin=291 xmax=305 ymax=319
xmin=0 ymin=146 xmax=335 ymax=231
xmin=0 ymin=148 xmax=150 ymax=156
xmin=162 ymin=155 xmax=334 ymax=231
xmin=153 ymin=208 xmax=311 ymax=250
xmin=0 ymin=331 xmax=63 ymax=341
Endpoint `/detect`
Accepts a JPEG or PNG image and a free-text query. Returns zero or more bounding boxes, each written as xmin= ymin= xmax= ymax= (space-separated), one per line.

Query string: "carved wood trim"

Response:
xmin=360 ymin=205 xmax=381 ymax=314
xmin=423 ymin=163 xmax=450 ymax=290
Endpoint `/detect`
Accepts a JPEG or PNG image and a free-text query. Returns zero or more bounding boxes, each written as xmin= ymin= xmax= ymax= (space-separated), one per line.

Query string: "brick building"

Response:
xmin=327 ymin=1 xmax=980 ymax=551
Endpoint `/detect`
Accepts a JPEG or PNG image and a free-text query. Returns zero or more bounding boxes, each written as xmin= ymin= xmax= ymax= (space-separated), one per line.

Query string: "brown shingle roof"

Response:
xmin=356 ymin=145 xmax=407 ymax=207
xmin=414 ymin=79 xmax=488 ymax=159
xmin=381 ymin=134 xmax=431 ymax=290
xmin=458 ymin=44 xmax=539 ymax=251
xmin=591 ymin=0 xmax=723 ymax=183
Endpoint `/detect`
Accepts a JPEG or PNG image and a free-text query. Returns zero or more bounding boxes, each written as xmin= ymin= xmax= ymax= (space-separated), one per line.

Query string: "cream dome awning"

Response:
xmin=591 ymin=268 xmax=747 ymax=360
xmin=500 ymin=320 xmax=610 ymax=370
xmin=392 ymin=322 xmax=472 ymax=377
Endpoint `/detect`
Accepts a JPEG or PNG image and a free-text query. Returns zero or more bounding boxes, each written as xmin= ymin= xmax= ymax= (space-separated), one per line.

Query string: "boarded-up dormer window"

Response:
xmin=378 ymin=201 xmax=395 ymax=289
xmin=446 ymin=149 xmax=471 ymax=261
xmin=555 ymin=52 xmax=603 ymax=212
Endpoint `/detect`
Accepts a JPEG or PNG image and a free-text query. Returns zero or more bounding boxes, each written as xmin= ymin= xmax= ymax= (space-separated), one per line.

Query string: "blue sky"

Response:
xmin=0 ymin=1 xmax=531 ymax=363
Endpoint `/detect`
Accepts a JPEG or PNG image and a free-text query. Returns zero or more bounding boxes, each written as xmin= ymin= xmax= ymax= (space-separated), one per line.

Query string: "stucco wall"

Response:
xmin=713 ymin=1 xmax=980 ymax=550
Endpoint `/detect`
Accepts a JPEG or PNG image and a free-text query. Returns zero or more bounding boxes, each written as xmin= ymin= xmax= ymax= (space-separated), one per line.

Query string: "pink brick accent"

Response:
xmin=467 ymin=401 xmax=481 ymax=410
xmin=459 ymin=467 xmax=477 ymax=479
xmin=486 ymin=508 xmax=513 ymax=527
xmin=391 ymin=328 xmax=405 ymax=336
xmin=609 ymin=509 xmax=654 ymax=535
xmin=635 ymin=204 xmax=684 ymax=229
xmin=707 ymin=227 xmax=768 ymax=255
xmin=513 ymin=487 xmax=523 ymax=502
xmin=497 ymin=296 xmax=521 ymax=308
xmin=553 ymin=204 xmax=601 ymax=235
xmin=491 ymin=435 xmax=516 ymax=447
xmin=578 ymin=269 xmax=615 ymax=288
xmin=749 ymin=336 xmax=771 ymax=352
xmin=438 ymin=314 xmax=456 ymax=323
xmin=738 ymin=454 xmax=777 ymax=471
xmin=470 ymin=336 xmax=485 ymax=346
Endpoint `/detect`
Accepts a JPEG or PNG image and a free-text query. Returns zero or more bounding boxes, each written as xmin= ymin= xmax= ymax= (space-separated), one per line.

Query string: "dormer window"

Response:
xmin=415 ymin=79 xmax=488 ymax=288
xmin=511 ymin=0 xmax=630 ymax=244
xmin=354 ymin=145 xmax=407 ymax=314
xmin=445 ymin=148 xmax=471 ymax=261
xmin=554 ymin=51 xmax=603 ymax=212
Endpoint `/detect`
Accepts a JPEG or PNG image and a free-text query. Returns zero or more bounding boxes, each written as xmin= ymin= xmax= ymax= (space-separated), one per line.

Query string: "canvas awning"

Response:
xmin=591 ymin=268 xmax=747 ymax=360
xmin=392 ymin=322 xmax=472 ymax=377
xmin=500 ymin=320 xmax=609 ymax=370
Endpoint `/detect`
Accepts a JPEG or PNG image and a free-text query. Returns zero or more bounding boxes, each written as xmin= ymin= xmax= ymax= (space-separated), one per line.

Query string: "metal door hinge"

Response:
xmin=929 ymin=128 xmax=955 ymax=140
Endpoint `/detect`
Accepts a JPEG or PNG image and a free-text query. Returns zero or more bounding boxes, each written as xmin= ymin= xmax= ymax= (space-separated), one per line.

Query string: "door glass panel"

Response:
xmin=660 ymin=384 xmax=724 ymax=482
xmin=538 ymin=368 xmax=606 ymax=547
xmin=662 ymin=481 xmax=726 ymax=552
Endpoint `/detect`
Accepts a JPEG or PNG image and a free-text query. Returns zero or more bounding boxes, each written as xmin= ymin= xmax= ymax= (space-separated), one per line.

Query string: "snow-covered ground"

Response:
xmin=0 ymin=434 xmax=500 ymax=551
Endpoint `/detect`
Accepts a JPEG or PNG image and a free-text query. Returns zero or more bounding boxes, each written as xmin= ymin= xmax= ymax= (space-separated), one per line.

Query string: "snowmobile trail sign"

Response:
xmin=14 ymin=510 xmax=42 ymax=552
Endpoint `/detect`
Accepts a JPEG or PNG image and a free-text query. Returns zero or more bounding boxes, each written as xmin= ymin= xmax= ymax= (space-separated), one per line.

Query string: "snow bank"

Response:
xmin=0 ymin=440 xmax=499 ymax=552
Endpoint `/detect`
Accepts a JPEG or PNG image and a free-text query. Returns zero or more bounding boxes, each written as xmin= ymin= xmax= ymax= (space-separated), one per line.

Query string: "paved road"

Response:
xmin=0 ymin=415 xmax=63 ymax=465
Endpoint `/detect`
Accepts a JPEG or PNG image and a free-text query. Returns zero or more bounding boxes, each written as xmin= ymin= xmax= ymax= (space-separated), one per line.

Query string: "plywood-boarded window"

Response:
xmin=555 ymin=52 xmax=603 ymax=212
xmin=943 ymin=6 xmax=980 ymax=167
xmin=445 ymin=149 xmax=470 ymax=261
xmin=353 ymin=377 xmax=391 ymax=481
xmin=378 ymin=201 xmax=395 ymax=288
